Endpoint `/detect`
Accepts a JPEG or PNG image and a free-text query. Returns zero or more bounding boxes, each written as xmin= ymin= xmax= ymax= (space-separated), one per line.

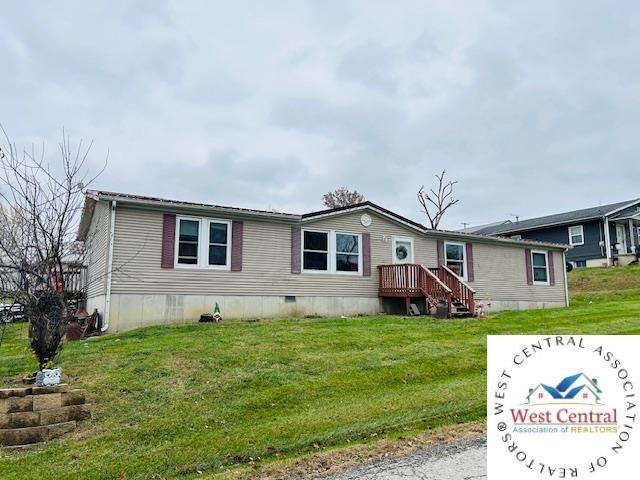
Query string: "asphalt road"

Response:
xmin=317 ymin=436 xmax=486 ymax=480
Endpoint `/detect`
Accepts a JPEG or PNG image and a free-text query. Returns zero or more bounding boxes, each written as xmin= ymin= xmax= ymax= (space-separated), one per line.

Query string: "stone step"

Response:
xmin=0 ymin=421 xmax=76 ymax=446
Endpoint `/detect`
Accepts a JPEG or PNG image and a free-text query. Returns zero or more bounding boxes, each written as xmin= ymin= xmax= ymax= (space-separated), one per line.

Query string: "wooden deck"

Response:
xmin=378 ymin=264 xmax=475 ymax=317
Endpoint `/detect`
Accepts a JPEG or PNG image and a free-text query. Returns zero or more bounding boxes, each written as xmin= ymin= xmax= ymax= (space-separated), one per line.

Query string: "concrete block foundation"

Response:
xmin=107 ymin=294 xmax=383 ymax=332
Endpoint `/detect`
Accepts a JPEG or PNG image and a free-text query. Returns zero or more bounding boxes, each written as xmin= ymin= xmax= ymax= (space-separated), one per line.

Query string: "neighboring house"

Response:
xmin=77 ymin=191 xmax=569 ymax=332
xmin=473 ymin=199 xmax=640 ymax=268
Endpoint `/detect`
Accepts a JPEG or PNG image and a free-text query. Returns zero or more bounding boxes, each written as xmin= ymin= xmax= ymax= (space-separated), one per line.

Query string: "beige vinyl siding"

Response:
xmin=85 ymin=201 xmax=109 ymax=298
xmin=303 ymin=211 xmax=437 ymax=267
xmin=109 ymin=205 xmax=566 ymax=305
xmin=466 ymin=243 xmax=566 ymax=304
xmin=111 ymin=207 xmax=426 ymax=297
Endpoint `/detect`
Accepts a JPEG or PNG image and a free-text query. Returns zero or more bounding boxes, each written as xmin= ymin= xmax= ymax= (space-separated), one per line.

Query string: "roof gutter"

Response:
xmin=92 ymin=192 xmax=300 ymax=222
xmin=424 ymin=229 xmax=569 ymax=251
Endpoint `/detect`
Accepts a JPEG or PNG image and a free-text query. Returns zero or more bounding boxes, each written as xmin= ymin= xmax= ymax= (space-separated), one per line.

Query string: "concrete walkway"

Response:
xmin=316 ymin=436 xmax=486 ymax=480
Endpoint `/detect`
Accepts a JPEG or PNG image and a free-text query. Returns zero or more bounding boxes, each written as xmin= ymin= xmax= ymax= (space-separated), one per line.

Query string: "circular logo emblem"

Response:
xmin=489 ymin=335 xmax=636 ymax=478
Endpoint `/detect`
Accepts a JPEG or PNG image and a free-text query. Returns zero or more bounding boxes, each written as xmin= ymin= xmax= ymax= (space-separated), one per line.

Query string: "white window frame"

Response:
xmin=568 ymin=225 xmax=584 ymax=246
xmin=301 ymin=229 xmax=362 ymax=275
xmin=301 ymin=228 xmax=330 ymax=274
xmin=531 ymin=249 xmax=550 ymax=285
xmin=175 ymin=216 xmax=231 ymax=270
xmin=444 ymin=241 xmax=467 ymax=281
xmin=392 ymin=236 xmax=414 ymax=264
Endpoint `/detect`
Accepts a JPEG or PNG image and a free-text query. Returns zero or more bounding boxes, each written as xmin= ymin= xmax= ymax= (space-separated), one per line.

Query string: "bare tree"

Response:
xmin=0 ymin=127 xmax=104 ymax=370
xmin=417 ymin=170 xmax=459 ymax=230
xmin=322 ymin=187 xmax=365 ymax=208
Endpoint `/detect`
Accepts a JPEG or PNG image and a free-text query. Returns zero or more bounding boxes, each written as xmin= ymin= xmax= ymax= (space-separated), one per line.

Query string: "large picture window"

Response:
xmin=302 ymin=230 xmax=362 ymax=274
xmin=303 ymin=231 xmax=329 ymax=271
xmin=445 ymin=241 xmax=466 ymax=279
xmin=531 ymin=250 xmax=549 ymax=284
xmin=176 ymin=216 xmax=231 ymax=269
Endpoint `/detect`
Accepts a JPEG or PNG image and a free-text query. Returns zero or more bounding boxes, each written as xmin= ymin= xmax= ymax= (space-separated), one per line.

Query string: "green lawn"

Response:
xmin=1 ymin=266 xmax=639 ymax=480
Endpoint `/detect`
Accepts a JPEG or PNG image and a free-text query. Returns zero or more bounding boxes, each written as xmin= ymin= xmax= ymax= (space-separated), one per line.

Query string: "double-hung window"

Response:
xmin=303 ymin=231 xmax=329 ymax=271
xmin=568 ymin=225 xmax=584 ymax=246
xmin=445 ymin=241 xmax=466 ymax=280
xmin=335 ymin=233 xmax=359 ymax=272
xmin=176 ymin=217 xmax=231 ymax=269
xmin=177 ymin=219 xmax=200 ymax=265
xmin=208 ymin=222 xmax=229 ymax=266
xmin=531 ymin=250 xmax=549 ymax=284
xmin=302 ymin=230 xmax=361 ymax=274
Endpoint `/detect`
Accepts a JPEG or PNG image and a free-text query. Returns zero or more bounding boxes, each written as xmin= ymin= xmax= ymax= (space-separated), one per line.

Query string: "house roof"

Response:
xmin=85 ymin=190 xmax=300 ymax=220
xmin=302 ymin=201 xmax=428 ymax=231
xmin=475 ymin=199 xmax=640 ymax=235
xmin=76 ymin=190 xmax=569 ymax=250
xmin=458 ymin=220 xmax=512 ymax=234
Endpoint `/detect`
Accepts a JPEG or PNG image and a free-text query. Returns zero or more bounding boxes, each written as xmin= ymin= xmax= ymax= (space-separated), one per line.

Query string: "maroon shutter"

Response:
xmin=161 ymin=214 xmax=176 ymax=269
xmin=231 ymin=221 xmax=243 ymax=272
xmin=465 ymin=243 xmax=474 ymax=282
xmin=548 ymin=251 xmax=555 ymax=286
xmin=362 ymin=232 xmax=371 ymax=277
xmin=525 ymin=248 xmax=533 ymax=285
xmin=291 ymin=226 xmax=301 ymax=274
xmin=437 ymin=240 xmax=445 ymax=266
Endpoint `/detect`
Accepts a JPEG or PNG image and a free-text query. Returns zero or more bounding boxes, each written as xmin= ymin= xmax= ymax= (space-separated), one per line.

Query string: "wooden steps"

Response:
xmin=378 ymin=264 xmax=476 ymax=318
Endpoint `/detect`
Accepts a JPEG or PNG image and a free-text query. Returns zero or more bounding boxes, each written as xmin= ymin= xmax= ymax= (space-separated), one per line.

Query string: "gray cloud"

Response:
xmin=1 ymin=0 xmax=640 ymax=230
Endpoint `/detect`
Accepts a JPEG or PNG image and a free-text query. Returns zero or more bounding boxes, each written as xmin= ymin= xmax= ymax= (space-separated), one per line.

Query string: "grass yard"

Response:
xmin=1 ymin=266 xmax=639 ymax=479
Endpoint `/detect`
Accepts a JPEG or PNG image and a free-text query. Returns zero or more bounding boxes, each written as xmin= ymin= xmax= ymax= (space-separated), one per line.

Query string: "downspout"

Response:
xmin=603 ymin=216 xmax=612 ymax=266
xmin=562 ymin=250 xmax=569 ymax=307
xmin=102 ymin=200 xmax=116 ymax=332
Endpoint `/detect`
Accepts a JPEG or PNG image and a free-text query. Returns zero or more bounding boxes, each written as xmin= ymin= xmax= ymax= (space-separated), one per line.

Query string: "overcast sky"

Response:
xmin=2 ymin=1 xmax=639 ymax=230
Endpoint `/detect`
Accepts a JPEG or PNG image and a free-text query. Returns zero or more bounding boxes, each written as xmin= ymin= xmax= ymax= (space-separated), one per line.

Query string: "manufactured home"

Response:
xmin=77 ymin=191 xmax=569 ymax=332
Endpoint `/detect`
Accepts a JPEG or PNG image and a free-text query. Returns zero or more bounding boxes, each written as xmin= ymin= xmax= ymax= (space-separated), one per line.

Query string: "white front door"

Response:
xmin=392 ymin=237 xmax=414 ymax=264
xmin=616 ymin=224 xmax=628 ymax=254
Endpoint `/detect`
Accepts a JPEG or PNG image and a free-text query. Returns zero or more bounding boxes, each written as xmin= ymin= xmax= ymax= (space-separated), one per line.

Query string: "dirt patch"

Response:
xmin=220 ymin=420 xmax=485 ymax=480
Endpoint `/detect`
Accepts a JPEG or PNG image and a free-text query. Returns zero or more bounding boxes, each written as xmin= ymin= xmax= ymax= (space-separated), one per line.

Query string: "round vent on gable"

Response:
xmin=360 ymin=213 xmax=372 ymax=227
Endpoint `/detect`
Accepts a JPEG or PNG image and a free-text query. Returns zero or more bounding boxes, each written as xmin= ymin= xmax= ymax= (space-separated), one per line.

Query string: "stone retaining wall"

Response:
xmin=0 ymin=385 xmax=91 ymax=447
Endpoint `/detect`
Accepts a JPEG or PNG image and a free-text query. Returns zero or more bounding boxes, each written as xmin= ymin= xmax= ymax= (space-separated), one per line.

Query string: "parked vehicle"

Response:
xmin=0 ymin=302 xmax=25 ymax=323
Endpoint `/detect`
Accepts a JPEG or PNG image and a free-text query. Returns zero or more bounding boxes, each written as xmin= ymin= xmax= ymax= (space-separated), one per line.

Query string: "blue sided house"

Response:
xmin=470 ymin=199 xmax=640 ymax=268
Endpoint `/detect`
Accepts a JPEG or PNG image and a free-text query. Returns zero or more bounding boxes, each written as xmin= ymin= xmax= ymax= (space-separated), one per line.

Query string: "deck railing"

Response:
xmin=63 ymin=264 xmax=87 ymax=296
xmin=429 ymin=265 xmax=476 ymax=313
xmin=378 ymin=264 xmax=453 ymax=314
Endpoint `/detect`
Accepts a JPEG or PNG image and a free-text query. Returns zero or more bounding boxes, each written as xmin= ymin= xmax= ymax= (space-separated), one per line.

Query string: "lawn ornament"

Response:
xmin=36 ymin=368 xmax=62 ymax=387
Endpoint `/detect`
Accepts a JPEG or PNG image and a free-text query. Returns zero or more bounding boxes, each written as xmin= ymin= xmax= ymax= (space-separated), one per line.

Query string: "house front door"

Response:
xmin=392 ymin=237 xmax=414 ymax=264
xmin=616 ymin=224 xmax=628 ymax=254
